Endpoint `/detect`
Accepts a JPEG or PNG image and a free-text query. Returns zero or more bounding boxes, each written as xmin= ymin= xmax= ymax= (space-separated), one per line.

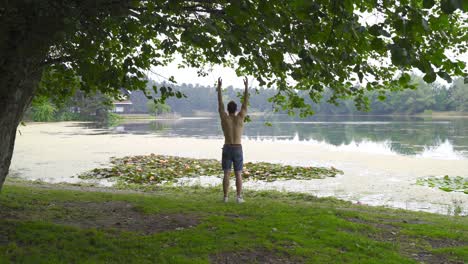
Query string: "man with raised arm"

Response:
xmin=217 ymin=77 xmax=249 ymax=203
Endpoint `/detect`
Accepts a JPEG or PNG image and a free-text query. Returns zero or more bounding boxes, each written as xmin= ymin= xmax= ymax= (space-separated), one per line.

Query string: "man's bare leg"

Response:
xmin=223 ymin=170 xmax=231 ymax=200
xmin=235 ymin=170 xmax=244 ymax=202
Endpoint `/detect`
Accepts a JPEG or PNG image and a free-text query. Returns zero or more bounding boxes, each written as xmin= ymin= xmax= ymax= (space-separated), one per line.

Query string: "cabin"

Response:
xmin=112 ymin=100 xmax=133 ymax=113
xmin=112 ymin=89 xmax=133 ymax=113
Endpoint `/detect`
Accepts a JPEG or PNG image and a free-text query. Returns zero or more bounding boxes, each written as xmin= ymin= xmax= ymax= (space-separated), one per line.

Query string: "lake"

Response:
xmin=10 ymin=119 xmax=468 ymax=215
xmin=107 ymin=115 xmax=468 ymax=159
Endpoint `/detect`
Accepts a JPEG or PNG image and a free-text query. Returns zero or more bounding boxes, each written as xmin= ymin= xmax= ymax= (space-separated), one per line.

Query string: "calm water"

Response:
xmin=103 ymin=115 xmax=468 ymax=159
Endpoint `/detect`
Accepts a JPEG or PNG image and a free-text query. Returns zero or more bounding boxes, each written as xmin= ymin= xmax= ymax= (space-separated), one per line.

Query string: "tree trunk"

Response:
xmin=0 ymin=68 xmax=42 ymax=190
xmin=0 ymin=1 xmax=54 ymax=190
xmin=0 ymin=0 xmax=134 ymax=190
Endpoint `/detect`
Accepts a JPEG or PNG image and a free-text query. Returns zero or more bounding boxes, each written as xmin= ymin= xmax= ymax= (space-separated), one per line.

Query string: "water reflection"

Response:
xmin=250 ymin=134 xmax=465 ymax=160
xmin=99 ymin=115 xmax=468 ymax=159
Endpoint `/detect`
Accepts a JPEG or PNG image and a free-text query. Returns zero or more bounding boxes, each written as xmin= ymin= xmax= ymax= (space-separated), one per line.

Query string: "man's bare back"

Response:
xmin=220 ymin=113 xmax=244 ymax=144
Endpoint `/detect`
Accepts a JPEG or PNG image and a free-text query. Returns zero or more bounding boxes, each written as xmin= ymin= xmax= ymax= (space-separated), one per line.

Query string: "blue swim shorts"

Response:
xmin=221 ymin=144 xmax=243 ymax=172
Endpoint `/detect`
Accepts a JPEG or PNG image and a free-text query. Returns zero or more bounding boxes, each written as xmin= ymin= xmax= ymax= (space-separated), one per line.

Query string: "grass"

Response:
xmin=0 ymin=181 xmax=467 ymax=264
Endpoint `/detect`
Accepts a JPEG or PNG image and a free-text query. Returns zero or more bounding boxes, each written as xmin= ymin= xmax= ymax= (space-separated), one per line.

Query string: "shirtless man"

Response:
xmin=217 ymin=77 xmax=249 ymax=203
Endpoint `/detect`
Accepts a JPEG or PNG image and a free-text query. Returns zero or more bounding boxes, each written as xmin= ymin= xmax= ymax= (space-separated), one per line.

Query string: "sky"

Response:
xmin=150 ymin=61 xmax=245 ymax=88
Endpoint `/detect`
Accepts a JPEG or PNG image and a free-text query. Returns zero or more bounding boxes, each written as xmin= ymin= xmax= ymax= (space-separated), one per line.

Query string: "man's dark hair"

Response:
xmin=227 ymin=101 xmax=237 ymax=114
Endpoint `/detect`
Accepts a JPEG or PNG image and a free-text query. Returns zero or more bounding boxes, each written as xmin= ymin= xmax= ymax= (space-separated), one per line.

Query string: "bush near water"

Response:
xmin=79 ymin=154 xmax=343 ymax=184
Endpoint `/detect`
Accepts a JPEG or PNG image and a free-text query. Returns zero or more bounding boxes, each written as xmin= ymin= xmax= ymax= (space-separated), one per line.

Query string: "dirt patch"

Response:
xmin=375 ymin=217 xmax=432 ymax=225
xmin=343 ymin=217 xmax=403 ymax=247
xmin=224 ymin=213 xmax=247 ymax=219
xmin=345 ymin=216 xmax=429 ymax=226
xmin=414 ymin=251 xmax=463 ymax=264
xmin=210 ymin=249 xmax=303 ymax=264
xmin=426 ymin=238 xmax=468 ymax=249
xmin=0 ymin=208 xmax=22 ymax=220
xmin=358 ymin=217 xmax=395 ymax=227
xmin=343 ymin=217 xmax=464 ymax=264
xmin=0 ymin=226 xmax=10 ymax=246
xmin=55 ymin=201 xmax=200 ymax=234
xmin=346 ymin=217 xmax=400 ymax=234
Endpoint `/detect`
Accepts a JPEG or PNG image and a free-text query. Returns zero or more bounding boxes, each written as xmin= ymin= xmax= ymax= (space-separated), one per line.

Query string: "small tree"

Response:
xmin=450 ymin=78 xmax=468 ymax=112
xmin=146 ymin=101 xmax=171 ymax=116
xmin=31 ymin=96 xmax=57 ymax=122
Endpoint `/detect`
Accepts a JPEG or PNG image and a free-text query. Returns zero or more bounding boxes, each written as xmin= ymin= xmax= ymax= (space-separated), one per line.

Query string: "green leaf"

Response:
xmin=370 ymin=38 xmax=385 ymax=51
xmin=423 ymin=72 xmax=437 ymax=83
xmin=441 ymin=0 xmax=461 ymax=14
xmin=358 ymin=72 xmax=364 ymax=83
xmin=390 ymin=46 xmax=408 ymax=66
xmin=437 ymin=71 xmax=452 ymax=83
xmin=368 ymin=25 xmax=381 ymax=36
xmin=399 ymin=73 xmax=411 ymax=85
xmin=423 ymin=0 xmax=435 ymax=8
xmin=268 ymin=50 xmax=284 ymax=66
xmin=415 ymin=59 xmax=432 ymax=73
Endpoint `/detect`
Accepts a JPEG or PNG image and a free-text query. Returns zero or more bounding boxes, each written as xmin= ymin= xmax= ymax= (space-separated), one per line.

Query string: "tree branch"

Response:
xmin=183 ymin=5 xmax=225 ymax=15
xmin=42 ymin=56 xmax=72 ymax=67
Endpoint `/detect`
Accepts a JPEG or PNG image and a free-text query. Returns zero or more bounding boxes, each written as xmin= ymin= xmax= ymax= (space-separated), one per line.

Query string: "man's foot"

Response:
xmin=236 ymin=196 xmax=244 ymax=203
xmin=223 ymin=196 xmax=229 ymax=203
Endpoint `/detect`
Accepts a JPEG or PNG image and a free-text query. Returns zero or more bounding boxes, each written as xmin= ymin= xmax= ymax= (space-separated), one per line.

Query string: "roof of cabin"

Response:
xmin=113 ymin=100 xmax=133 ymax=105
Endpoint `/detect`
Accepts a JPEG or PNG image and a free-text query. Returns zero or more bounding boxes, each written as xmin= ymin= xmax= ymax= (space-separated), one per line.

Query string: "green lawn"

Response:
xmin=0 ymin=182 xmax=466 ymax=263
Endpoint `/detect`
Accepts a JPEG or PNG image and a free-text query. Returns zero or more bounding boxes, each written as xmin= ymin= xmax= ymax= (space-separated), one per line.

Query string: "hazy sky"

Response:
xmin=150 ymin=62 xmax=246 ymax=88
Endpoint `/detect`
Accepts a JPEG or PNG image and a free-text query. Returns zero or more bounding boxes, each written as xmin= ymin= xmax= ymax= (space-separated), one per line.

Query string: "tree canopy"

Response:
xmin=7 ymin=0 xmax=465 ymax=117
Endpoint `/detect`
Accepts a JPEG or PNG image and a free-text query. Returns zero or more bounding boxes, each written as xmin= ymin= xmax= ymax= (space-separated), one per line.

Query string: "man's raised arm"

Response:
xmin=217 ymin=77 xmax=225 ymax=115
xmin=239 ymin=77 xmax=249 ymax=117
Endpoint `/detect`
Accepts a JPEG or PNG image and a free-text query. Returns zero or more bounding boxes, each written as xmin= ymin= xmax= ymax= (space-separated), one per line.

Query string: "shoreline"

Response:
xmin=116 ymin=111 xmax=468 ymax=119
xmin=9 ymin=122 xmax=468 ymax=215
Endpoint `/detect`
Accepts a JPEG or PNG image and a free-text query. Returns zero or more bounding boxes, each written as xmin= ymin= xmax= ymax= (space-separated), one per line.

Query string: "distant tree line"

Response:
xmin=129 ymin=76 xmax=468 ymax=116
xmin=26 ymin=75 xmax=468 ymax=122
xmin=309 ymin=76 xmax=467 ymax=115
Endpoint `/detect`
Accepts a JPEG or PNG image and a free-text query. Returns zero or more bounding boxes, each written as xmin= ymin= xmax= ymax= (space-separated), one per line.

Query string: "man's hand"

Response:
xmin=240 ymin=77 xmax=249 ymax=116
xmin=217 ymin=77 xmax=222 ymax=91
xmin=217 ymin=77 xmax=225 ymax=115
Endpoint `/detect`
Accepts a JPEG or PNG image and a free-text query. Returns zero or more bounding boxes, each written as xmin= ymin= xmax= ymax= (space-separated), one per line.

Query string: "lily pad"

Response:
xmin=416 ymin=175 xmax=467 ymax=194
xmin=79 ymin=154 xmax=343 ymax=184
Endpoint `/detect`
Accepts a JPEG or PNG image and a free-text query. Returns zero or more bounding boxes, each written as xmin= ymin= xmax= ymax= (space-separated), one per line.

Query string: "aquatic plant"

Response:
xmin=79 ymin=154 xmax=343 ymax=184
xmin=416 ymin=175 xmax=467 ymax=194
